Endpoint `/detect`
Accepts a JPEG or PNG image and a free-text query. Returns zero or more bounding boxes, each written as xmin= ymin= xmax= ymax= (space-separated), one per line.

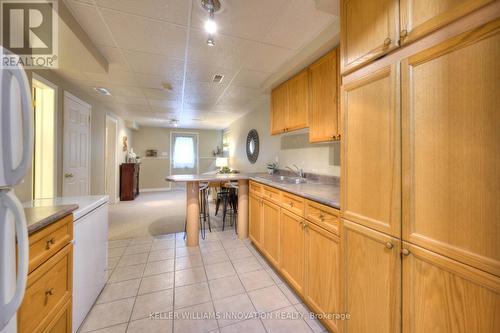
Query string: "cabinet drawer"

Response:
xmin=281 ymin=191 xmax=305 ymax=218
xmin=306 ymin=201 xmax=340 ymax=235
xmin=44 ymin=299 xmax=72 ymax=333
xmin=263 ymin=185 xmax=281 ymax=205
xmin=18 ymin=244 xmax=73 ymax=333
xmin=29 ymin=215 xmax=73 ymax=273
xmin=249 ymin=181 xmax=263 ymax=197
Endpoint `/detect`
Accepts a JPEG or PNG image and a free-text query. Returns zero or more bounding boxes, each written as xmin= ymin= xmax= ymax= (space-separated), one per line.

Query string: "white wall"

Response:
xmin=226 ymin=98 xmax=340 ymax=176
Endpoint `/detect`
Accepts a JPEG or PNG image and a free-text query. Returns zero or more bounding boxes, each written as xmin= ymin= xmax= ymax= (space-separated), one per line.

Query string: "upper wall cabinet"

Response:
xmin=271 ymin=83 xmax=288 ymax=135
xmin=271 ymin=70 xmax=309 ymax=135
xmin=399 ymin=0 xmax=495 ymax=45
xmin=341 ymin=0 xmax=400 ymax=74
xmin=309 ymin=49 xmax=340 ymax=143
xmin=401 ymin=19 xmax=500 ymax=277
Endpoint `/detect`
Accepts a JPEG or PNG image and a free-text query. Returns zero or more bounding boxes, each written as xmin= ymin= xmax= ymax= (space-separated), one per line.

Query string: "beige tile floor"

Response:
xmin=79 ymin=228 xmax=328 ymax=333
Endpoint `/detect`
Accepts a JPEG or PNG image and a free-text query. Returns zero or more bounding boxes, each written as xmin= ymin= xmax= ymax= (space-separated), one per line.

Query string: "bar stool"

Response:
xmin=222 ymin=181 xmax=238 ymax=233
xmin=184 ymin=182 xmax=211 ymax=240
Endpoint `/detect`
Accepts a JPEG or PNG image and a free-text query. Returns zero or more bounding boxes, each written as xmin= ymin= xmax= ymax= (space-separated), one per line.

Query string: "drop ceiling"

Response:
xmin=59 ymin=0 xmax=338 ymax=129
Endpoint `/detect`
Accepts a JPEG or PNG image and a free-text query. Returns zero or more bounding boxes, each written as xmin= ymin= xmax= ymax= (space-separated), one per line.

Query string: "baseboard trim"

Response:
xmin=140 ymin=187 xmax=172 ymax=193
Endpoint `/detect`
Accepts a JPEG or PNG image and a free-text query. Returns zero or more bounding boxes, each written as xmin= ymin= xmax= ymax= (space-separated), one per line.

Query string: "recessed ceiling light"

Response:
xmin=94 ymin=87 xmax=111 ymax=95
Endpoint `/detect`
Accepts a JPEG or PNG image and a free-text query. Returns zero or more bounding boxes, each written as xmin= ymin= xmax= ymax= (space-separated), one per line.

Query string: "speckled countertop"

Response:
xmin=24 ymin=204 xmax=78 ymax=235
xmin=167 ymin=172 xmax=340 ymax=209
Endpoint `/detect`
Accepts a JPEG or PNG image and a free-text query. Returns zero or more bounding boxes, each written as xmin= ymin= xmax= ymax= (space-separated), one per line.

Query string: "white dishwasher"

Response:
xmin=71 ymin=196 xmax=109 ymax=332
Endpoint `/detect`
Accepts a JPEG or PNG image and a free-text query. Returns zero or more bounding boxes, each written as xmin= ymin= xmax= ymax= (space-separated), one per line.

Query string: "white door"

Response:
xmin=63 ymin=92 xmax=91 ymax=197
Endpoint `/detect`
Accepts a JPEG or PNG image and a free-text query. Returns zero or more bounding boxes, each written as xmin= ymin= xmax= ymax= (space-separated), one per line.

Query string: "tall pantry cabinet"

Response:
xmin=340 ymin=1 xmax=500 ymax=331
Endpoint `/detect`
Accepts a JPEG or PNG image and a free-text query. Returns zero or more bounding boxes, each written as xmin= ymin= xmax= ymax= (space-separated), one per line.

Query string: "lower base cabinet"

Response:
xmin=343 ymin=220 xmax=401 ymax=333
xmin=305 ymin=222 xmax=341 ymax=333
xmin=402 ymin=242 xmax=500 ymax=333
xmin=262 ymin=200 xmax=281 ymax=267
xmin=249 ymin=194 xmax=263 ymax=248
xmin=279 ymin=209 xmax=306 ymax=294
xmin=46 ymin=300 xmax=72 ymax=333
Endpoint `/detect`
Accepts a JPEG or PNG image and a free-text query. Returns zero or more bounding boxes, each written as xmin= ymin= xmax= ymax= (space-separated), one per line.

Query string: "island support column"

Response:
xmin=237 ymin=179 xmax=249 ymax=239
xmin=186 ymin=181 xmax=200 ymax=246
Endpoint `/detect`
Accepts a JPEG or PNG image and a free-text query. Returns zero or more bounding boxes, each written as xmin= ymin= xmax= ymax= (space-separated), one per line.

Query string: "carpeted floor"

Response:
xmin=108 ymin=190 xmax=236 ymax=241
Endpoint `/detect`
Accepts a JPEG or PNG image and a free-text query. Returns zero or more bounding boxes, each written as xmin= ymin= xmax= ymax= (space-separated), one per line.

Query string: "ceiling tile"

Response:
xmin=84 ymin=68 xmax=139 ymax=86
xmin=123 ymin=50 xmax=185 ymax=79
xmin=96 ymin=0 xmax=189 ymax=25
xmin=263 ymin=0 xmax=335 ymax=50
xmin=188 ymin=29 xmax=248 ymax=70
xmin=231 ymin=69 xmax=269 ymax=89
xmin=241 ymin=41 xmax=294 ymax=73
xmin=66 ymin=2 xmax=116 ymax=47
xmin=100 ymin=8 xmax=187 ymax=58
xmin=190 ymin=0 xmax=286 ymax=41
xmin=143 ymin=87 xmax=180 ymax=100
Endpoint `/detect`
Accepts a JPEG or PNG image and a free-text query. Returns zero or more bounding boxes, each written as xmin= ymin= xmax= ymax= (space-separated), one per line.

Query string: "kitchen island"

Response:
xmin=166 ymin=173 xmax=340 ymax=247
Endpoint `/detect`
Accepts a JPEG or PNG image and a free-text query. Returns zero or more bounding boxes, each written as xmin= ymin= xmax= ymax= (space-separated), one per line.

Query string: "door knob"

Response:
xmin=64 ymin=173 xmax=74 ymax=178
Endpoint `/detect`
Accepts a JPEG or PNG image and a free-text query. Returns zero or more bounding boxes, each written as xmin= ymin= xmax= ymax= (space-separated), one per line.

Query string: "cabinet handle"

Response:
xmin=304 ymin=223 xmax=309 ymax=230
xmin=45 ymin=237 xmax=55 ymax=250
xmin=383 ymin=37 xmax=392 ymax=47
xmin=399 ymin=29 xmax=408 ymax=45
xmin=289 ymin=201 xmax=294 ymax=207
xmin=385 ymin=242 xmax=394 ymax=249
xmin=45 ymin=288 xmax=55 ymax=305
xmin=319 ymin=213 xmax=324 ymax=221
xmin=401 ymin=248 xmax=411 ymax=256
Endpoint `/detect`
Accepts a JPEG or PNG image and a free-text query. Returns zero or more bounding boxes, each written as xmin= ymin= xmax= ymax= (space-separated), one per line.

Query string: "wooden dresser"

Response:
xmin=18 ymin=214 xmax=74 ymax=333
xmin=120 ymin=163 xmax=140 ymax=201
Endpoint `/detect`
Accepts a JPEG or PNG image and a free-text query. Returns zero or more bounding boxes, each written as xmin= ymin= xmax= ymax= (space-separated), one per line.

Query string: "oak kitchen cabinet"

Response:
xmin=308 ymin=49 xmax=340 ymax=142
xmin=18 ymin=215 xmax=74 ymax=333
xmin=271 ymin=70 xmax=309 ymax=134
xmin=341 ymin=64 xmax=401 ymax=238
xmin=341 ymin=0 xmax=494 ymax=74
xmin=248 ymin=193 xmax=263 ymax=248
xmin=340 ymin=0 xmax=400 ymax=74
xmin=261 ymin=199 xmax=281 ymax=267
xmin=279 ymin=209 xmax=306 ymax=294
xmin=248 ymin=180 xmax=342 ymax=332
xmin=402 ymin=242 xmax=500 ymax=332
xmin=401 ymin=19 xmax=500 ymax=277
xmin=305 ymin=221 xmax=341 ymax=333
xmin=399 ymin=0 xmax=495 ymax=45
xmin=343 ymin=220 xmax=401 ymax=333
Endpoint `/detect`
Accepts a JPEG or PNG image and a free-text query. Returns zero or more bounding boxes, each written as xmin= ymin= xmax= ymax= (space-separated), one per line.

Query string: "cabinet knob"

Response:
xmin=401 ymin=248 xmax=411 ymax=256
xmin=45 ymin=237 xmax=55 ymax=250
xmin=385 ymin=242 xmax=394 ymax=249
xmin=400 ymin=29 xmax=408 ymax=39
xmin=289 ymin=201 xmax=294 ymax=207
xmin=384 ymin=37 xmax=392 ymax=47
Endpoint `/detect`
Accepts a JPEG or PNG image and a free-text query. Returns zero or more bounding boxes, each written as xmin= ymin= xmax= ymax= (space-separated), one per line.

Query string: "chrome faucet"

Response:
xmin=286 ymin=164 xmax=305 ymax=179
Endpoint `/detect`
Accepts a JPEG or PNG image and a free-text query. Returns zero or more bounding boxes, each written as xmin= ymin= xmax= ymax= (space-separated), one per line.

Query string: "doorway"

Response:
xmin=32 ymin=75 xmax=57 ymax=199
xmin=105 ymin=115 xmax=118 ymax=203
xmin=63 ymin=92 xmax=91 ymax=197
xmin=170 ymin=132 xmax=199 ymax=189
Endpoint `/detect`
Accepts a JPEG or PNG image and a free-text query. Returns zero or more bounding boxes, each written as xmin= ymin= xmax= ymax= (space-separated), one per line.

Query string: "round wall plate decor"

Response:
xmin=246 ymin=129 xmax=259 ymax=164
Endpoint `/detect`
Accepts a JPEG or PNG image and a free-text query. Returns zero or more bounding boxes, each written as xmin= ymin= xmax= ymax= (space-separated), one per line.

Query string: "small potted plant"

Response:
xmin=266 ymin=162 xmax=278 ymax=175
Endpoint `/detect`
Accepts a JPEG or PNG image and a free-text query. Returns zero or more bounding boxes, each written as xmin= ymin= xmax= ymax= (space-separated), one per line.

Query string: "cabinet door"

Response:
xmin=341 ymin=64 xmax=401 ymax=237
xmin=271 ymin=83 xmax=288 ymax=135
xmin=249 ymin=194 xmax=262 ymax=247
xmin=46 ymin=300 xmax=72 ymax=333
xmin=305 ymin=222 xmax=341 ymax=333
xmin=402 ymin=242 xmax=500 ymax=332
xmin=262 ymin=200 xmax=281 ymax=267
xmin=309 ymin=49 xmax=339 ymax=143
xmin=343 ymin=220 xmax=401 ymax=333
xmin=400 ymin=0 xmax=494 ymax=44
xmin=341 ymin=0 xmax=399 ymax=74
xmin=402 ymin=19 xmax=500 ymax=276
xmin=279 ymin=209 xmax=305 ymax=294
xmin=287 ymin=70 xmax=309 ymax=131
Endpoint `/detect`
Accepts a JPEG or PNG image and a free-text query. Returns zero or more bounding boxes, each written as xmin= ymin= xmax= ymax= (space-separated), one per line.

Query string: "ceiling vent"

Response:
xmin=213 ymin=74 xmax=224 ymax=83
xmin=94 ymin=87 xmax=111 ymax=95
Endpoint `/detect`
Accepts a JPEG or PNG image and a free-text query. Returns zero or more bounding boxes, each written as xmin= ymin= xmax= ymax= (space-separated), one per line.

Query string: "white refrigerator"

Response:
xmin=0 ymin=47 xmax=33 ymax=333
